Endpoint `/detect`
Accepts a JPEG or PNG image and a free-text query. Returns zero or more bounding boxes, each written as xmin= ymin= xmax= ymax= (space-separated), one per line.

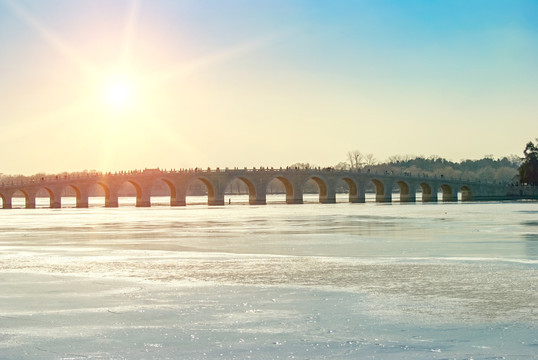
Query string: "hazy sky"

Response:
xmin=1 ymin=0 xmax=536 ymax=175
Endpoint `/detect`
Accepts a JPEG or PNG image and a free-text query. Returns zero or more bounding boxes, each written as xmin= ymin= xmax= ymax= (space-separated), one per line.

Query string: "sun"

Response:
xmin=102 ymin=76 xmax=136 ymax=111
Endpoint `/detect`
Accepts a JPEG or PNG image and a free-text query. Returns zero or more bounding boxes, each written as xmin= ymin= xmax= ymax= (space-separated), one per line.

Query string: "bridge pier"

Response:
xmin=286 ymin=182 xmax=303 ymax=204
xmin=136 ymin=187 xmax=151 ymax=207
xmin=208 ymin=179 xmax=225 ymax=206
xmin=196 ymin=176 xmax=226 ymax=206
xmin=400 ymin=192 xmax=416 ymax=202
xmin=106 ymin=200 xmax=119 ymax=207
xmin=208 ymin=194 xmax=225 ymax=206
xmin=77 ymin=200 xmax=89 ymax=208
xmin=441 ymin=185 xmax=458 ymax=201
xmin=350 ymin=182 xmax=366 ymax=203
xmin=248 ymin=182 xmax=267 ymax=205
xmin=457 ymin=188 xmax=467 ymax=201
xmin=170 ymin=189 xmax=186 ymax=206
xmin=50 ymin=198 xmax=61 ymax=208
xmin=286 ymin=184 xmax=303 ymax=204
xmin=371 ymin=179 xmax=392 ymax=203
xmin=319 ymin=191 xmax=336 ymax=203
xmin=76 ymin=187 xmax=90 ymax=208
xmin=49 ymin=188 xmax=62 ymax=208
xmin=422 ymin=191 xmax=437 ymax=202
xmin=23 ymin=189 xmax=37 ymax=208
xmin=209 ymin=186 xmax=225 ymax=206
xmin=166 ymin=178 xmax=187 ymax=206
xmin=105 ymin=190 xmax=119 ymax=207
xmin=171 ymin=198 xmax=186 ymax=206
xmin=26 ymin=195 xmax=36 ymax=209
xmin=376 ymin=192 xmax=392 ymax=203
xmin=319 ymin=183 xmax=336 ymax=203
xmin=396 ymin=181 xmax=412 ymax=203
xmin=349 ymin=195 xmax=365 ymax=203
xmin=2 ymin=197 xmax=12 ymax=209
xmin=249 ymin=197 xmax=267 ymax=205
xmin=286 ymin=197 xmax=303 ymax=204
xmin=249 ymin=194 xmax=267 ymax=205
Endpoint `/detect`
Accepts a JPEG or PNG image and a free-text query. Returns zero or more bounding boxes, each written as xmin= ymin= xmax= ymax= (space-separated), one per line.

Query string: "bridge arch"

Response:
xmin=197 ymin=177 xmax=214 ymax=204
xmin=460 ymin=185 xmax=472 ymax=201
xmin=97 ymin=179 xmax=147 ymax=207
xmin=0 ymin=192 xmax=8 ymax=208
xmin=371 ymin=179 xmax=384 ymax=196
xmin=126 ymin=179 xmax=151 ymax=207
xmin=127 ymin=180 xmax=142 ymax=200
xmin=191 ymin=176 xmax=224 ymax=206
xmin=95 ymin=181 xmax=113 ymax=207
xmin=419 ymin=182 xmax=435 ymax=202
xmin=9 ymin=189 xmax=30 ymax=208
xmin=306 ymin=175 xmax=333 ymax=203
xmin=223 ymin=176 xmax=259 ymax=205
xmin=371 ymin=178 xmax=391 ymax=202
xmin=266 ymin=176 xmax=300 ymax=204
xmin=162 ymin=177 xmax=182 ymax=206
xmin=237 ymin=176 xmax=257 ymax=204
xmin=396 ymin=180 xmax=414 ymax=202
xmin=145 ymin=177 xmax=177 ymax=206
xmin=277 ymin=176 xmax=295 ymax=204
xmin=69 ymin=184 xmax=81 ymax=200
xmin=340 ymin=176 xmax=361 ymax=203
xmin=57 ymin=184 xmax=88 ymax=208
xmin=34 ymin=186 xmax=60 ymax=208
xmin=160 ymin=178 xmax=176 ymax=198
xmin=441 ymin=184 xmax=456 ymax=201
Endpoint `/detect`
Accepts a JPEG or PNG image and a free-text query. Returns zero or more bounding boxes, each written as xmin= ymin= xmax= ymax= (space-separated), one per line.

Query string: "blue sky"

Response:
xmin=0 ymin=0 xmax=536 ymax=174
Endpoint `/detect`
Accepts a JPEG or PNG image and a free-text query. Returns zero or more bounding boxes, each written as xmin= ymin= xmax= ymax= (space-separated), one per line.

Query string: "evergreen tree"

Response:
xmin=518 ymin=139 xmax=538 ymax=185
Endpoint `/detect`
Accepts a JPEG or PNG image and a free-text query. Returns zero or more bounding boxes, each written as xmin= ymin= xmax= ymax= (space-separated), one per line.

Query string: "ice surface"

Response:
xmin=0 ymin=198 xmax=536 ymax=359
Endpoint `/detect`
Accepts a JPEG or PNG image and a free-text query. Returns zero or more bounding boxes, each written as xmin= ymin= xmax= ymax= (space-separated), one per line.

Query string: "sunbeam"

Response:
xmin=118 ymin=0 xmax=142 ymax=69
xmin=4 ymin=0 xmax=97 ymax=78
xmin=148 ymin=31 xmax=290 ymax=88
xmin=0 ymin=97 xmax=95 ymax=144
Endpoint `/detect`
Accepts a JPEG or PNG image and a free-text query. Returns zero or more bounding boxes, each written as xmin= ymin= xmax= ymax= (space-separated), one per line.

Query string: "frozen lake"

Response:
xmin=0 ymin=195 xmax=537 ymax=359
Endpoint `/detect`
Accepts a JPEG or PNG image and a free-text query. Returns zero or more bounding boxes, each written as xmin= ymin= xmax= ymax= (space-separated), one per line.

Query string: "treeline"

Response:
xmin=289 ymin=152 xmax=520 ymax=184
xmin=360 ymin=154 xmax=519 ymax=183
xmin=0 ymin=151 xmax=524 ymax=196
xmin=519 ymin=139 xmax=538 ymax=185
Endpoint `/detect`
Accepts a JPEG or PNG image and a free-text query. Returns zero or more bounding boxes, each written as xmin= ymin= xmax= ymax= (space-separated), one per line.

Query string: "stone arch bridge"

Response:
xmin=0 ymin=168 xmax=510 ymax=209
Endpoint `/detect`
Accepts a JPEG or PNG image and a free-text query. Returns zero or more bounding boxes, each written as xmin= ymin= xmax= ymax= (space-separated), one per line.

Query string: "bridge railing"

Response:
xmin=0 ymin=167 xmax=509 ymax=188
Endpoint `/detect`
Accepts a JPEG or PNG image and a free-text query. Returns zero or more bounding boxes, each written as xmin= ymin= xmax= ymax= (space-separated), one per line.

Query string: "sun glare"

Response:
xmin=102 ymin=76 xmax=136 ymax=111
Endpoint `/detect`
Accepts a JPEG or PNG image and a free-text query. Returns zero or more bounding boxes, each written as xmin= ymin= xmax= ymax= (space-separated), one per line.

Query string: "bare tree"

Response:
xmin=387 ymin=154 xmax=415 ymax=163
xmin=347 ymin=150 xmax=365 ymax=169
xmin=387 ymin=155 xmax=401 ymax=163
xmin=364 ymin=153 xmax=377 ymax=166
xmin=346 ymin=151 xmax=356 ymax=168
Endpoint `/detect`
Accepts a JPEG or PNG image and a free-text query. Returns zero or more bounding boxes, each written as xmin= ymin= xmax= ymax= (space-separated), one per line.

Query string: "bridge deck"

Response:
xmin=0 ymin=168 xmax=513 ymax=209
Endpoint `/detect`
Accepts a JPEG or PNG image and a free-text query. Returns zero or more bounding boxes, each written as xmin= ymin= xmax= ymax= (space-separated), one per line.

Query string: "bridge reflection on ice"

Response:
xmin=6 ymin=192 xmax=471 ymax=209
